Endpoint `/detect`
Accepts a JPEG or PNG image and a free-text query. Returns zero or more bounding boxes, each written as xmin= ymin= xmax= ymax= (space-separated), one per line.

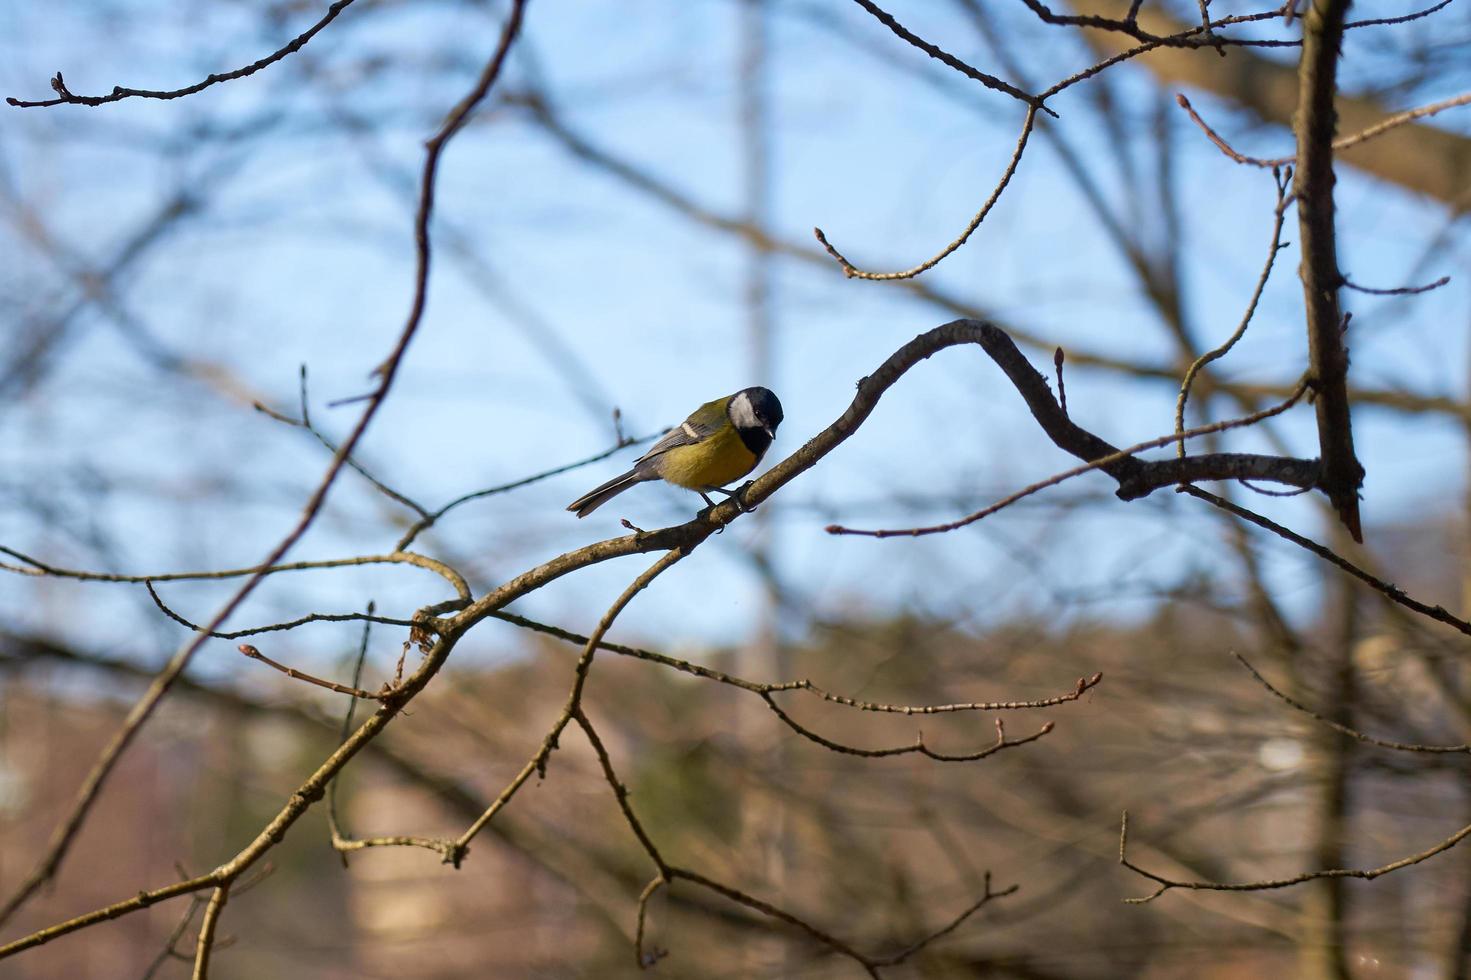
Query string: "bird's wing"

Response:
xmin=635 ymin=396 xmax=730 ymax=465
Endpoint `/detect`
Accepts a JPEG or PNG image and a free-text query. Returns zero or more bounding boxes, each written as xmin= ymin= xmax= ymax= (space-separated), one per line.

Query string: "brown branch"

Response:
xmin=1175 ymin=167 xmax=1294 ymax=455
xmin=1342 ymin=274 xmax=1451 ymax=297
xmin=1016 ymin=0 xmax=1297 ymax=48
xmin=1177 ymin=90 xmax=1471 ymax=169
xmin=0 ymin=0 xmax=528 ymax=938
xmin=447 ymin=550 xmax=687 ymax=866
xmin=145 ymin=580 xmax=418 ymax=641
xmin=1343 ymin=0 xmax=1457 ymax=29
xmin=0 ymin=546 xmax=470 ymax=600
xmin=140 ymin=894 xmax=207 ymax=980
xmin=394 ymin=430 xmax=659 ymax=551
xmin=7 ymin=0 xmax=359 ymax=108
xmin=237 ymin=644 xmax=381 ymax=700
xmin=1232 ymin=652 xmax=1471 ymax=754
xmin=848 ymin=0 xmax=1052 ymax=113
xmin=763 ymin=702 xmax=1055 ymax=761
xmin=253 ymin=365 xmax=431 ymax=520
xmin=634 ymin=875 xmax=668 ymax=969
xmin=1180 ymin=485 xmax=1471 ymax=637
xmin=871 ymin=871 xmax=1017 ymax=967
xmin=190 ymin=886 xmax=230 ymax=980
xmin=829 ymin=372 xmax=1313 ymax=538
xmin=1297 ymin=0 xmax=1363 ymax=542
xmin=1120 ymin=811 xmax=1471 ymax=902
xmin=814 ymin=106 xmax=1037 ymax=280
xmin=492 ymin=607 xmax=1101 ymax=713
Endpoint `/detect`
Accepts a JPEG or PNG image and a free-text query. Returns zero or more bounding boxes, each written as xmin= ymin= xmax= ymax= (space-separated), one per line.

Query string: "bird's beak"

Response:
xmin=764 ymin=426 xmax=775 ymax=439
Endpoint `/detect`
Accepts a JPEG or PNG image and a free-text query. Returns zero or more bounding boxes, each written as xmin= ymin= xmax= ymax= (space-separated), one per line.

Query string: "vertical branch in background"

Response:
xmin=737 ymin=0 xmax=791 ymax=972
xmin=1452 ymin=397 xmax=1471 ymax=976
xmin=1294 ymin=0 xmax=1364 ymax=542
xmin=1299 ymin=526 xmax=1359 ymax=980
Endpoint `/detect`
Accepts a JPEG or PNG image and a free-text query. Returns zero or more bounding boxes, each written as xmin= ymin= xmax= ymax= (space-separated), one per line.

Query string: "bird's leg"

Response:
xmin=706 ymin=482 xmax=758 ymax=513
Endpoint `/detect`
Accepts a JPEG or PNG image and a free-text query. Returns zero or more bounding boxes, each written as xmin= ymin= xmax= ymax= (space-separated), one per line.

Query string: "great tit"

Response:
xmin=567 ymin=387 xmax=784 ymax=518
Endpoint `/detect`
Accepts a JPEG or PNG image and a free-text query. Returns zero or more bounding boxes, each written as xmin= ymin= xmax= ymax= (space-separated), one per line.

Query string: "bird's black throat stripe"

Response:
xmin=736 ymin=425 xmax=772 ymax=460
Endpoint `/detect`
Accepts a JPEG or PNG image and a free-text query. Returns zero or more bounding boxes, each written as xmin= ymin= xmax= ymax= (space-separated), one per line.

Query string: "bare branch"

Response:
xmin=144 ymin=580 xmax=418 ymax=641
xmin=190 ymin=886 xmax=229 ymax=980
xmin=1295 ymin=0 xmax=1364 ymax=542
xmin=1181 ymin=485 xmax=1471 ymax=637
xmin=0 ymin=546 xmax=469 ymax=599
xmin=1232 ymin=652 xmax=1471 ymax=754
xmin=7 ymin=0 xmax=360 ymax=108
xmin=448 ymin=550 xmax=687 ymax=865
xmin=1176 ymin=90 xmax=1471 ymax=169
xmin=848 ymin=0 xmax=1052 ymax=113
xmin=814 ymin=106 xmax=1037 ymax=280
xmin=395 ymin=431 xmax=660 ymax=551
xmin=763 ymin=702 xmax=1055 ymax=761
xmin=1342 ymin=274 xmax=1451 ymax=297
xmin=1120 ymin=811 xmax=1471 ymax=901
xmin=829 ymin=370 xmax=1313 ymax=538
xmin=237 ymin=644 xmax=382 ymax=700
xmin=1176 ymin=165 xmax=1294 ymax=456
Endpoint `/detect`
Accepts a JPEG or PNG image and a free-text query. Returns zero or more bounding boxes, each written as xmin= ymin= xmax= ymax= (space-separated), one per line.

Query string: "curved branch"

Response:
xmin=1120 ymin=811 xmax=1471 ymax=902
xmin=848 ymin=0 xmax=1052 ymax=113
xmin=764 ymin=698 xmax=1055 ymax=761
xmin=828 ymin=355 xmax=1314 ymax=538
xmin=814 ymin=106 xmax=1037 ymax=281
xmin=0 ymin=546 xmax=470 ymax=601
xmin=7 ymin=0 xmax=360 ymax=108
xmin=1182 ymin=485 xmax=1471 ymax=637
xmin=1232 ymin=652 xmax=1470 ymax=754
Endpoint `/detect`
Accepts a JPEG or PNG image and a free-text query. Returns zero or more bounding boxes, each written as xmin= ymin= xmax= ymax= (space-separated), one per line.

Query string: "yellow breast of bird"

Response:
xmin=654 ymin=425 xmax=758 ymax=489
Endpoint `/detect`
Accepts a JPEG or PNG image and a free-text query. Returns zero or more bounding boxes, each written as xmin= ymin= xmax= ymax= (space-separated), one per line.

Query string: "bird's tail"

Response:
xmin=566 ymin=468 xmax=647 ymax=518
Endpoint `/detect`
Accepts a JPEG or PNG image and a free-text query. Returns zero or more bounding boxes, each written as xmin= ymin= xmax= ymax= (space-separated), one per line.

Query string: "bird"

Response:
xmin=567 ymin=387 xmax=784 ymax=518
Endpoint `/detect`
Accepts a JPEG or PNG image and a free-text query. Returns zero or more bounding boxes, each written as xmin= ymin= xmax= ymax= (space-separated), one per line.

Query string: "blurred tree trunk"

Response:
xmin=1299 ymin=545 xmax=1359 ymax=980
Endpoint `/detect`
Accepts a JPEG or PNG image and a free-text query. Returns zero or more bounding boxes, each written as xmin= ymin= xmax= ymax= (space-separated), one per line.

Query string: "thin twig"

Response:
xmin=447 ymin=549 xmax=687 ymax=866
xmin=0 ymin=546 xmax=469 ymax=598
xmin=7 ymin=0 xmax=360 ymax=108
xmin=1342 ymin=274 xmax=1451 ymax=297
xmin=848 ymin=0 xmax=1052 ymax=113
xmin=250 ymin=365 xmax=431 ymax=520
xmin=872 ymin=871 xmax=1017 ymax=967
xmin=327 ymin=608 xmax=375 ymax=862
xmin=764 ymin=703 xmax=1054 ymax=761
xmin=1176 ymin=90 xmax=1471 ymax=169
xmin=1120 ymin=810 xmax=1471 ymax=902
xmin=1175 ymin=165 xmax=1293 ymax=457
xmin=492 ymin=606 xmax=1102 ymax=713
xmin=814 ymin=106 xmax=1037 ymax=280
xmin=1181 ymin=485 xmax=1471 ymax=637
xmin=139 ymin=895 xmax=207 ymax=980
xmin=238 ymin=644 xmax=381 ymax=700
xmin=1232 ymin=652 xmax=1470 ymax=753
xmin=634 ymin=876 xmax=668 ymax=969
xmin=829 ymin=378 xmax=1311 ymax=538
xmin=190 ymin=886 xmax=230 ymax=980
xmin=394 ymin=431 xmax=660 ymax=550
xmin=146 ymin=581 xmax=417 ymax=641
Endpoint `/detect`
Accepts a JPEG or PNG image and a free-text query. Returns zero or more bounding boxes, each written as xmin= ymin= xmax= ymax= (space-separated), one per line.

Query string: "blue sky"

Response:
xmin=2 ymin=0 xmax=1469 ymax=683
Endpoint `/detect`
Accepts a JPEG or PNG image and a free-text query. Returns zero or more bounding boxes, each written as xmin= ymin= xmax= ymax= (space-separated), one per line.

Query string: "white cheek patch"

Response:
xmin=729 ymin=394 xmax=759 ymax=430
